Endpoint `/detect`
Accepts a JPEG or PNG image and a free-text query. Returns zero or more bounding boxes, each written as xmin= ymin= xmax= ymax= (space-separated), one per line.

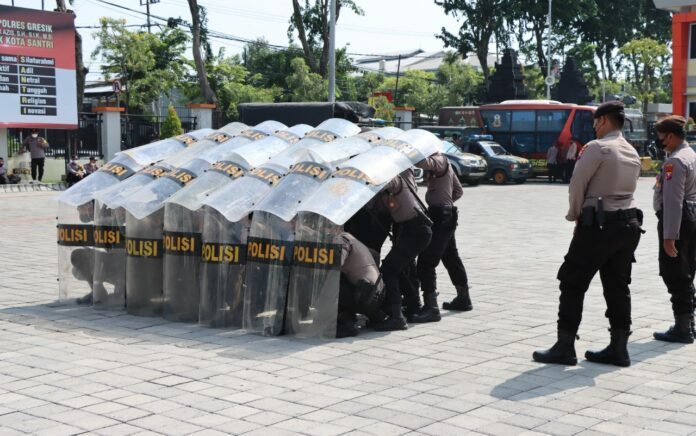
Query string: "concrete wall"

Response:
xmin=6 ymin=155 xmax=104 ymax=183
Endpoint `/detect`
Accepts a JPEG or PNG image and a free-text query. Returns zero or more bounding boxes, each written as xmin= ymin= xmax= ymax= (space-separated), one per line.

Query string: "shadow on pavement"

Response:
xmin=490 ymin=340 xmax=689 ymax=400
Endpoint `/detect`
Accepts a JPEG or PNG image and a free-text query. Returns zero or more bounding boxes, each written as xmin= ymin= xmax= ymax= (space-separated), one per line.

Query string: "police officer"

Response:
xmin=652 ymin=116 xmax=696 ymax=344
xmin=374 ymin=169 xmax=432 ymax=331
xmin=409 ymin=152 xmax=471 ymax=323
xmin=533 ymin=101 xmax=642 ymax=367
xmin=337 ymin=232 xmax=385 ymax=338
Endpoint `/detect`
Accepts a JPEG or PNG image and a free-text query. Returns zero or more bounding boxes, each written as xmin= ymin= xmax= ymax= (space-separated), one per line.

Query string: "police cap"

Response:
xmin=655 ymin=115 xmax=687 ymax=138
xmin=593 ymin=100 xmax=625 ymax=119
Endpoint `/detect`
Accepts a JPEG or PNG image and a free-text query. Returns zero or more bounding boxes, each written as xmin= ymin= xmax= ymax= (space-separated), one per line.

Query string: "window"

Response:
xmin=510 ymin=133 xmax=536 ymax=154
xmin=480 ymin=110 xmax=510 ymax=132
xmin=537 ymin=110 xmax=570 ymax=132
xmin=536 ymin=133 xmax=560 ymax=152
xmin=691 ymin=24 xmax=696 ymax=59
xmin=468 ymin=143 xmax=485 ymax=156
xmin=511 ymin=111 xmax=536 ymax=131
xmin=571 ymin=110 xmax=595 ymax=145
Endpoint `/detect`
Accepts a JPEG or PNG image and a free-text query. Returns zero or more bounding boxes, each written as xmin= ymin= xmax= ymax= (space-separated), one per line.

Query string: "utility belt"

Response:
xmin=428 ymin=205 xmax=458 ymax=225
xmin=401 ymin=210 xmax=433 ymax=229
xmin=580 ymin=206 xmax=641 ymax=228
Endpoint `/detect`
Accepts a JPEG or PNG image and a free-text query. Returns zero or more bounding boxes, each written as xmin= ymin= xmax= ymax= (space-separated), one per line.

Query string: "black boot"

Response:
xmin=585 ymin=328 xmax=631 ymax=367
xmin=408 ymin=293 xmax=441 ymax=323
xmin=76 ymin=291 xmax=93 ymax=305
xmin=532 ymin=329 xmax=577 ymax=365
xmin=654 ymin=314 xmax=694 ymax=344
xmin=373 ymin=312 xmax=408 ymax=331
xmin=336 ymin=313 xmax=359 ymax=338
xmin=442 ymin=285 xmax=472 ymax=311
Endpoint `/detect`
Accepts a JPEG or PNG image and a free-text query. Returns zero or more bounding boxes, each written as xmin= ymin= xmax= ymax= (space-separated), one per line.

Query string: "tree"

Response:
xmin=286 ymin=57 xmax=328 ymax=101
xmin=55 ymin=0 xmax=87 ymax=111
xmin=618 ymin=38 xmax=669 ymax=112
xmin=92 ymin=19 xmax=187 ymax=112
xmin=436 ymin=54 xmax=483 ymax=106
xmin=289 ymin=0 xmax=363 ymax=78
xmin=187 ymin=0 xmax=217 ymax=104
xmin=372 ymin=95 xmax=394 ymax=122
xmin=434 ymin=0 xmax=508 ymax=85
xmin=161 ymin=105 xmax=184 ymax=138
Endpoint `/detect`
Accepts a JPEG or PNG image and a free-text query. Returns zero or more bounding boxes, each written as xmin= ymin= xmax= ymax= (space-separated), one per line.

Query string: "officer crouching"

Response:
xmin=336 ymin=232 xmax=385 ymax=338
xmin=533 ymin=101 xmax=643 ymax=367
xmin=652 ymin=116 xmax=696 ymax=344
xmin=409 ymin=152 xmax=471 ymax=323
xmin=373 ymin=169 xmax=432 ymax=331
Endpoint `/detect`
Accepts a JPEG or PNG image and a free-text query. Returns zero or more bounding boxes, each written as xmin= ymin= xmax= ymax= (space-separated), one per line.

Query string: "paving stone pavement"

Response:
xmin=2 ymin=179 xmax=696 ymax=436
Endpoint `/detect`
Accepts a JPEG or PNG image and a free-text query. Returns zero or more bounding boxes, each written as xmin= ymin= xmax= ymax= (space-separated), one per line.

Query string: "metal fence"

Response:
xmin=7 ymin=112 xmax=103 ymax=159
xmin=121 ymin=113 xmax=197 ymax=150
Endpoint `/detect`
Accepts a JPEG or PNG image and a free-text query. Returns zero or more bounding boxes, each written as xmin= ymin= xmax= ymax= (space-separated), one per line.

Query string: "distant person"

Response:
xmin=21 ymin=129 xmax=49 ymax=182
xmin=451 ymin=134 xmax=462 ymax=148
xmin=564 ymin=138 xmax=579 ymax=182
xmin=66 ymin=155 xmax=84 ymax=186
xmin=0 ymin=157 xmax=7 ymax=185
xmin=84 ymin=156 xmax=99 ymax=175
xmin=547 ymin=144 xmax=558 ymax=183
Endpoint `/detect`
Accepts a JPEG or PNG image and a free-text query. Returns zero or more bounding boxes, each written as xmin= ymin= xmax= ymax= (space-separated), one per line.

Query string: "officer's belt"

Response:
xmin=428 ymin=205 xmax=457 ymax=219
xmin=599 ymin=208 xmax=638 ymax=222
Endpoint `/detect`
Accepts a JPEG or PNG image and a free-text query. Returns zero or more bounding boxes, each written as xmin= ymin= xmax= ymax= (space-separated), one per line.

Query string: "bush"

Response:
xmin=160 ymin=104 xmax=184 ymax=138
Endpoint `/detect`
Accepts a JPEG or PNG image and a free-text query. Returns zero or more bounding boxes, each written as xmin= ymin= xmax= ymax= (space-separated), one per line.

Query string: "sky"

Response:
xmin=0 ymin=0 xmax=463 ymax=83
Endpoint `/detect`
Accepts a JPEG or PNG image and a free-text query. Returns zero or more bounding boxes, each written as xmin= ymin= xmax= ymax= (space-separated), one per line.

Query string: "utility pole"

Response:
xmin=140 ymin=0 xmax=160 ymax=34
xmin=394 ymin=55 xmax=402 ymax=106
xmin=546 ymin=0 xmax=552 ymax=99
xmin=328 ymin=0 xmax=336 ymax=103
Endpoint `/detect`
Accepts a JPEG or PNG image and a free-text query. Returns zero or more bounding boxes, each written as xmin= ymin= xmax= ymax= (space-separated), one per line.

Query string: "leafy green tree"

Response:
xmin=434 ymin=0 xmax=509 ymax=84
xmin=161 ymin=105 xmax=184 ymax=138
xmin=436 ymin=55 xmax=483 ymax=106
xmin=286 ymin=57 xmax=329 ymax=101
xmin=372 ymin=95 xmax=394 ymax=122
xmin=92 ymin=18 xmax=187 ymax=113
xmin=618 ymin=38 xmax=670 ymax=111
xmin=289 ymin=0 xmax=363 ymax=78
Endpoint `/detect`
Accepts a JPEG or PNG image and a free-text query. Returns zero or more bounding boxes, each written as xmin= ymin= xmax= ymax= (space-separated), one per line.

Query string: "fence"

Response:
xmin=121 ymin=113 xmax=197 ymax=150
xmin=7 ymin=112 xmax=103 ymax=159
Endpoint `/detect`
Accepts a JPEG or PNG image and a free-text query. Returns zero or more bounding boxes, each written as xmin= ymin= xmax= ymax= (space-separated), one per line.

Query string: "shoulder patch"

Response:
xmin=664 ymin=163 xmax=674 ymax=181
xmin=577 ymin=144 xmax=589 ymax=160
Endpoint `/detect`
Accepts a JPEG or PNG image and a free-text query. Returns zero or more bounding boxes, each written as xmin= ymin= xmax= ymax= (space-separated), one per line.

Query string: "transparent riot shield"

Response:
xmin=285 ymin=213 xmax=343 ymax=338
xmin=125 ymin=209 xmax=164 ymax=316
xmin=57 ymin=200 xmax=96 ymax=303
xmin=91 ymin=200 xmax=127 ymax=309
xmin=199 ymin=208 xmax=249 ymax=328
xmin=242 ymin=211 xmax=295 ymax=336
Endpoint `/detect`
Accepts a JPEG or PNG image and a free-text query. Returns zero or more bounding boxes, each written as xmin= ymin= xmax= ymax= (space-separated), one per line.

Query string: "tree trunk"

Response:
xmin=533 ymin=24 xmax=546 ymax=76
xmin=55 ymin=1 xmax=87 ymax=112
xmin=292 ymin=0 xmax=319 ymax=74
xmin=319 ymin=0 xmax=329 ymax=78
xmin=596 ymin=47 xmax=607 ymax=81
xmin=604 ymin=47 xmax=614 ymax=82
xmin=187 ymin=0 xmax=217 ymax=104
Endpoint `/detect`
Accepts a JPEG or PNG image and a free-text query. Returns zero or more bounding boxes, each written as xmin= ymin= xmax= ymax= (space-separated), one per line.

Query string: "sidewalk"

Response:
xmin=1 ymin=181 xmax=695 ymax=436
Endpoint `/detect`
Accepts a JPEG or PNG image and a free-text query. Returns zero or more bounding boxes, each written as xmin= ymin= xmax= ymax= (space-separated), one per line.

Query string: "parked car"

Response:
xmin=458 ymin=135 xmax=532 ymax=184
xmin=442 ymin=141 xmax=488 ymax=186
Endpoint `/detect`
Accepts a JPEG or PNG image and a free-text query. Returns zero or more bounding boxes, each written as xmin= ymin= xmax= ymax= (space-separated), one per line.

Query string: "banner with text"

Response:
xmin=0 ymin=6 xmax=77 ymax=128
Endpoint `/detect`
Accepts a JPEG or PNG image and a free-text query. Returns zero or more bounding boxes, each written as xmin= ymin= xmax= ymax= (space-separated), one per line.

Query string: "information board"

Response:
xmin=0 ymin=6 xmax=77 ymax=128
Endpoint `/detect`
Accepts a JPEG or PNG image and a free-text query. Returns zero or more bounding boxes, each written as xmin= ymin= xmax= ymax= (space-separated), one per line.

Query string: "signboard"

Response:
xmin=0 ymin=6 xmax=77 ymax=128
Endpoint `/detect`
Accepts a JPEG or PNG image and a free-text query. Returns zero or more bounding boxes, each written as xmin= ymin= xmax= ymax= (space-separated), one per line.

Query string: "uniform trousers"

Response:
xmin=381 ymin=216 xmax=431 ymax=317
xmin=658 ymin=217 xmax=696 ymax=315
xmin=557 ymin=217 xmax=641 ymax=332
xmin=417 ymin=207 xmax=468 ymax=295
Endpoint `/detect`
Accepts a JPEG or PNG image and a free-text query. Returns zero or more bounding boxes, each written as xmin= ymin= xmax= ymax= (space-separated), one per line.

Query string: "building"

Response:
xmin=353 ymin=49 xmax=498 ymax=75
xmin=656 ymin=1 xmax=696 ymax=117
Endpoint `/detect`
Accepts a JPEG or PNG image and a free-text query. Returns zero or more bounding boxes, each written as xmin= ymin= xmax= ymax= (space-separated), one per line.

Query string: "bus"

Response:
xmin=476 ymin=100 xmax=596 ymax=175
xmin=439 ymin=106 xmax=480 ymax=127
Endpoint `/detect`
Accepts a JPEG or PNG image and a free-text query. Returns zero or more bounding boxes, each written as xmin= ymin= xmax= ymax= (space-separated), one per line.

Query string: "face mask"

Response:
xmin=31 ymin=133 xmax=38 ymax=138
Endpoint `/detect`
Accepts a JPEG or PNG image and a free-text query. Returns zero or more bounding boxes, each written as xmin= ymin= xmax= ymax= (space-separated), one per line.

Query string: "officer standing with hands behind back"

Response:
xmin=652 ymin=116 xmax=696 ymax=344
xmin=533 ymin=101 xmax=643 ymax=367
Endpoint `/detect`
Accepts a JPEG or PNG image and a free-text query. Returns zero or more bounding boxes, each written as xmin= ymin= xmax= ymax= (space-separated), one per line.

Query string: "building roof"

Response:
xmin=654 ymin=0 xmax=696 ymax=11
xmin=353 ymin=49 xmax=498 ymax=75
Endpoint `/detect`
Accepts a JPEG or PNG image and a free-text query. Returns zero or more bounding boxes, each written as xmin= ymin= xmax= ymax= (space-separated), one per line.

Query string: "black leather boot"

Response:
xmin=373 ymin=313 xmax=408 ymax=331
xmin=408 ymin=293 xmax=441 ymax=323
xmin=654 ymin=314 xmax=694 ymax=344
xmin=585 ymin=329 xmax=631 ymax=367
xmin=442 ymin=285 xmax=472 ymax=311
xmin=532 ymin=329 xmax=577 ymax=365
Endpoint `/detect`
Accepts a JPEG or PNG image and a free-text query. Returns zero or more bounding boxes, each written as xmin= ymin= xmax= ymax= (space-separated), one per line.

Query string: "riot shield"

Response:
xmin=243 ymin=127 xmax=404 ymax=336
xmin=91 ymin=200 xmax=127 ymax=309
xmin=284 ymin=213 xmax=343 ymax=338
xmin=125 ymin=209 xmax=164 ymax=316
xmin=57 ymin=200 xmax=97 ymax=303
xmin=199 ymin=208 xmax=249 ymax=328
xmin=152 ymin=123 xmax=285 ymax=323
xmin=200 ymin=118 xmax=359 ymax=330
xmin=161 ymin=126 xmax=311 ymax=323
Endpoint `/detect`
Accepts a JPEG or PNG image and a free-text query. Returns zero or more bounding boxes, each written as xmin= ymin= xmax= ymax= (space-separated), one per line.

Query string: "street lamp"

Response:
xmin=546 ymin=0 xmax=553 ymax=100
xmin=328 ymin=0 xmax=336 ymax=103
